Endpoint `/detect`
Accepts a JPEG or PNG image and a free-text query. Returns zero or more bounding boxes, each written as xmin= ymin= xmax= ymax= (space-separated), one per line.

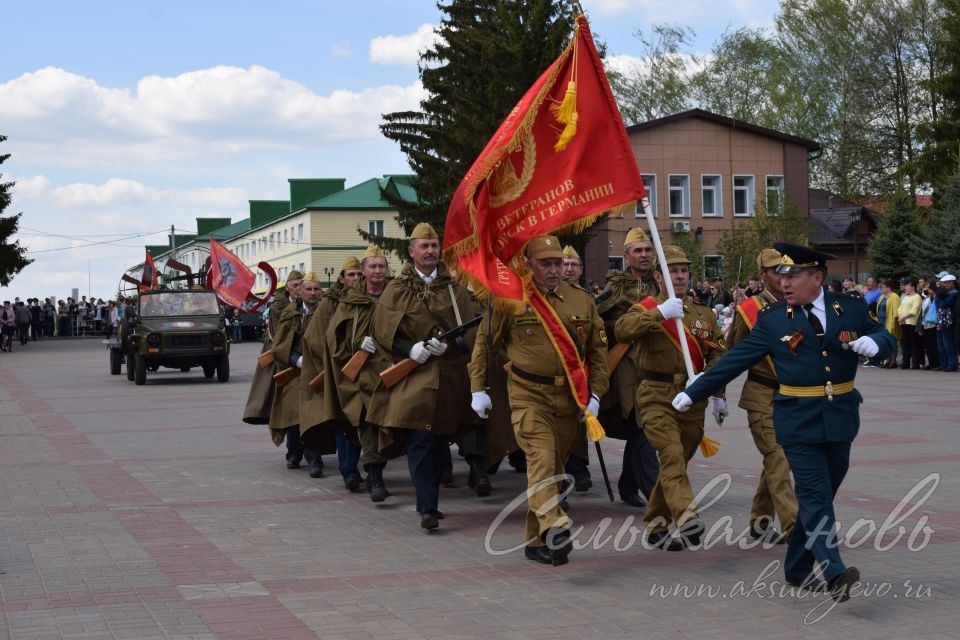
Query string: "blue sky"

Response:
xmin=1 ymin=0 xmax=778 ymax=301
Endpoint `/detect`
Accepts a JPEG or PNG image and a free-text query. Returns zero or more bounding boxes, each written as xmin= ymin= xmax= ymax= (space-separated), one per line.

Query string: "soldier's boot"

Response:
xmin=466 ymin=456 xmax=492 ymax=497
xmin=367 ymin=464 xmax=389 ymax=503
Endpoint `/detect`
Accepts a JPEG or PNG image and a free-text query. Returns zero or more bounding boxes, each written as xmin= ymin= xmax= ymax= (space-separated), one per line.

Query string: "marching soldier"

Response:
xmin=367 ymin=223 xmax=476 ymax=531
xmin=270 ymin=271 xmax=325 ymax=477
xmin=247 ymin=271 xmax=302 ymax=464
xmin=675 ymin=242 xmax=896 ymax=602
xmin=598 ymin=227 xmax=660 ymax=508
xmin=469 ymin=236 xmax=608 ymax=566
xmin=298 ymin=257 xmax=363 ymax=484
xmin=614 ymin=245 xmax=726 ymax=551
xmin=560 ymin=244 xmax=591 ymax=492
xmin=730 ymin=248 xmax=797 ymax=544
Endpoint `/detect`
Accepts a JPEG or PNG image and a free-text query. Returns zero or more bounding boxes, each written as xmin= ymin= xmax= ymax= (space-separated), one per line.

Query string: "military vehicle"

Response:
xmin=113 ymin=288 xmax=230 ymax=385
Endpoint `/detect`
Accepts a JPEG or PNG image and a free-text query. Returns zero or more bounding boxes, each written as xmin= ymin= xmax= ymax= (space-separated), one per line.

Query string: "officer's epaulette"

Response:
xmin=762 ymin=299 xmax=788 ymax=317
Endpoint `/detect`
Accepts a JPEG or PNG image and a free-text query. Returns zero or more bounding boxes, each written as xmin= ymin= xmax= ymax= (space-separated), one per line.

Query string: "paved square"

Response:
xmin=1 ymin=339 xmax=957 ymax=639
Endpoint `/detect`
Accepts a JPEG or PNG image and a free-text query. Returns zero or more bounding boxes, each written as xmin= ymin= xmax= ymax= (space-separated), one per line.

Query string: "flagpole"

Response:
xmin=641 ymin=197 xmax=696 ymax=380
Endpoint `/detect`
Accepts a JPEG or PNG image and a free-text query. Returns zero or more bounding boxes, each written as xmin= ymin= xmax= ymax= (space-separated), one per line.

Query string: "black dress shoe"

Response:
xmin=286 ymin=459 xmax=302 ymax=470
xmin=542 ymin=527 xmax=572 ymax=566
xmin=829 ymin=566 xmax=860 ymax=602
xmin=677 ymin=519 xmax=705 ymax=547
xmin=645 ymin=529 xmax=683 ymax=551
xmin=344 ymin=476 xmax=361 ymax=492
xmin=420 ymin=512 xmax=440 ymax=531
xmin=524 ymin=545 xmax=554 ymax=565
xmin=621 ymin=494 xmax=647 ymax=508
xmin=308 ymin=464 xmax=325 ymax=479
xmin=749 ymin=523 xmax=787 ymax=545
xmin=574 ymin=476 xmax=592 ymax=492
xmin=786 ymin=574 xmax=829 ymax=592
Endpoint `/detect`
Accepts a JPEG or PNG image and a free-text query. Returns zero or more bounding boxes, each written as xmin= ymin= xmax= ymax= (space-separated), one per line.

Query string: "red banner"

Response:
xmin=140 ymin=250 xmax=158 ymax=292
xmin=443 ymin=15 xmax=645 ymax=305
xmin=209 ymin=239 xmax=256 ymax=310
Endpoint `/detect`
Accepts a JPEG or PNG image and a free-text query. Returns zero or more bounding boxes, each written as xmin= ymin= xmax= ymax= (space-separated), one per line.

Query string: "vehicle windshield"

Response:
xmin=139 ymin=292 xmax=220 ymax=317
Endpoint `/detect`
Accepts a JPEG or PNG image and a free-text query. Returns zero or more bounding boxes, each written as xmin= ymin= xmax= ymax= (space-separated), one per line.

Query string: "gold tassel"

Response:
xmin=585 ymin=411 xmax=605 ymax=442
xmin=551 ymin=80 xmax=577 ymax=123
xmin=554 ymin=112 xmax=578 ymax=151
xmin=699 ymin=435 xmax=721 ymax=458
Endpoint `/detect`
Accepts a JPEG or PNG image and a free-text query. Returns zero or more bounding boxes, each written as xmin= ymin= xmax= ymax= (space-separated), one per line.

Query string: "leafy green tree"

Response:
xmin=715 ymin=200 xmax=809 ymax=285
xmin=669 ymin=229 xmax=703 ymax=284
xmin=867 ymin=192 xmax=920 ymax=279
xmin=908 ymin=173 xmax=960 ymax=276
xmin=375 ymin=0 xmax=574 ymax=252
xmin=606 ymin=23 xmax=696 ymax=126
xmin=0 ymin=136 xmax=32 ymax=286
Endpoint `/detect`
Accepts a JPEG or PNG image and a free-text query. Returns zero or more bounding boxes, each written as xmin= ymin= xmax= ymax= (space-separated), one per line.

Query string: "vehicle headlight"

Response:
xmin=211 ymin=332 xmax=226 ymax=346
xmin=146 ymin=333 xmax=161 ymax=348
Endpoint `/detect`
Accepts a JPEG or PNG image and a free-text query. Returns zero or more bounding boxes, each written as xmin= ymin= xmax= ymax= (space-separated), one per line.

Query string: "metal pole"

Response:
xmin=853 ymin=219 xmax=859 ymax=284
xmin=641 ymin=197 xmax=696 ymax=379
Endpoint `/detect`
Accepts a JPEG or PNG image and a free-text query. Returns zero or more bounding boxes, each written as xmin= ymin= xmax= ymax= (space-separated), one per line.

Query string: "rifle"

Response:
xmin=340 ymin=350 xmax=370 ymax=381
xmin=273 ymin=366 xmax=300 ymax=387
xmin=606 ymin=341 xmax=630 ymax=372
xmin=308 ymin=371 xmax=324 ymax=391
xmin=379 ymin=315 xmax=482 ymax=389
xmin=257 ymin=348 xmax=274 ymax=369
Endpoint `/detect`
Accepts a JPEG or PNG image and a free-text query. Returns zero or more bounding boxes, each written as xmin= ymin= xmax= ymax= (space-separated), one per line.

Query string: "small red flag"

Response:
xmin=443 ymin=15 xmax=645 ymax=305
xmin=209 ymin=238 xmax=256 ymax=309
xmin=140 ymin=250 xmax=158 ymax=292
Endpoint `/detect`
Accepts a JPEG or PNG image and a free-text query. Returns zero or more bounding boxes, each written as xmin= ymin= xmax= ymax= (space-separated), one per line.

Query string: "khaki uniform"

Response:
xmin=615 ymin=294 xmax=724 ymax=531
xmin=297 ymin=286 xmax=342 ymax=454
xmin=244 ymin=296 xmax=288 ymax=438
xmin=470 ymin=282 xmax=608 ymax=545
xmin=730 ymin=291 xmax=797 ymax=535
xmin=268 ymin=301 xmax=309 ymax=433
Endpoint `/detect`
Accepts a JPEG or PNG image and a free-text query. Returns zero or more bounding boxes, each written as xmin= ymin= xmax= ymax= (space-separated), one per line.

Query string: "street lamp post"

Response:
xmin=323 ymin=266 xmax=335 ymax=289
xmin=850 ymin=208 xmax=862 ymax=283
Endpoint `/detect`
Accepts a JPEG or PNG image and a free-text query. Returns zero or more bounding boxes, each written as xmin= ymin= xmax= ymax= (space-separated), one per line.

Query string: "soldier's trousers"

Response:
xmin=406 ymin=429 xmax=446 ymax=515
xmin=747 ymin=409 xmax=797 ymax=534
xmin=639 ymin=382 xmax=705 ymax=530
xmin=617 ymin=412 xmax=658 ymax=500
xmin=512 ymin=405 xmax=577 ymax=546
xmin=357 ymin=419 xmax=386 ymax=468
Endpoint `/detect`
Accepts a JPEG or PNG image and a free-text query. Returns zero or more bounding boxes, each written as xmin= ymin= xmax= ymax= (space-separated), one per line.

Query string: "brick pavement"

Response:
xmin=1 ymin=338 xmax=957 ymax=639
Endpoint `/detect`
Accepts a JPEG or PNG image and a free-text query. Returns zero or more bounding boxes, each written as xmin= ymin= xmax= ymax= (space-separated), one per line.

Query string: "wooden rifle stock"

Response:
xmin=273 ymin=366 xmax=300 ymax=387
xmin=607 ymin=342 xmax=630 ymax=373
xmin=379 ymin=358 xmax=420 ymax=389
xmin=340 ymin=350 xmax=370 ymax=382
xmin=257 ymin=348 xmax=274 ymax=369
xmin=308 ymin=371 xmax=324 ymax=391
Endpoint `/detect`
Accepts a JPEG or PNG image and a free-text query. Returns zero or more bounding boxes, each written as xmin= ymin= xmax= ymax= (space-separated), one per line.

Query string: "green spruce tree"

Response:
xmin=376 ymin=0 xmax=574 ymax=251
xmin=867 ymin=192 xmax=920 ymax=279
xmin=0 ymin=136 xmax=32 ymax=286
xmin=909 ymin=173 xmax=960 ymax=277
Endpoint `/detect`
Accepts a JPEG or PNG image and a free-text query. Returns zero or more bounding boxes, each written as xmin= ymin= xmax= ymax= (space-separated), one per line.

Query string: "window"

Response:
xmin=283 ymin=229 xmax=288 ymax=244
xmin=703 ymin=255 xmax=724 ymax=280
xmin=637 ymin=175 xmax=657 ymax=218
xmin=701 ymin=175 xmax=722 ymax=217
xmin=298 ymin=262 xmax=304 ymax=273
xmin=368 ymin=219 xmax=385 ymax=237
xmin=733 ymin=175 xmax=755 ymax=216
xmin=269 ymin=233 xmax=275 ymax=252
xmin=290 ymin=226 xmax=295 ymax=242
xmin=608 ymin=256 xmax=624 ymax=272
xmin=297 ymin=223 xmax=304 ymax=242
xmin=668 ymin=175 xmax=690 ymax=217
xmin=766 ymin=175 xmax=785 ymax=216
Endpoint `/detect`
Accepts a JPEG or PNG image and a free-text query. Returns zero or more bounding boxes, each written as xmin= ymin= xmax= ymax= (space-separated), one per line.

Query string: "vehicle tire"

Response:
xmin=126 ymin=352 xmax=135 ymax=381
xmin=110 ymin=349 xmax=122 ymax=375
xmin=180 ymin=366 xmax=190 ymax=373
xmin=216 ymin=353 xmax=230 ymax=382
xmin=135 ymin=353 xmax=147 ymax=386
xmin=202 ymin=364 xmax=215 ymax=379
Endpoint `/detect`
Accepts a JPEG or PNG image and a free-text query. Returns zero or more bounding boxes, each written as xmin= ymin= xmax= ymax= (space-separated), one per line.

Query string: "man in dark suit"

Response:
xmin=672 ymin=242 xmax=895 ymax=603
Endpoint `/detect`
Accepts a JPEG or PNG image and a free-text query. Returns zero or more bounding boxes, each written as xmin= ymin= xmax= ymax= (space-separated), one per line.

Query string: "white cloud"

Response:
xmin=591 ymin=0 xmax=633 ymax=15
xmin=331 ymin=43 xmax=353 ymax=58
xmin=49 ymin=178 xmax=247 ymax=208
xmin=0 ymin=66 xmax=425 ymax=168
xmin=369 ymin=23 xmax=441 ymax=66
xmin=604 ymin=53 xmax=709 ymax=77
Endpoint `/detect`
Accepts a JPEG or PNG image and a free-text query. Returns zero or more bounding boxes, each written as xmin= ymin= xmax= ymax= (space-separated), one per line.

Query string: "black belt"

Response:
xmin=511 ymin=365 xmax=566 ymax=386
xmin=747 ymin=371 xmax=778 ymax=390
xmin=642 ymin=371 xmax=677 ymax=384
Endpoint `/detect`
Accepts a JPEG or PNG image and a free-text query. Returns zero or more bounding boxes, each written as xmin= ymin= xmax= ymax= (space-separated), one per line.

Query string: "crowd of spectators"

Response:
xmin=0 ymin=296 xmax=133 ymax=352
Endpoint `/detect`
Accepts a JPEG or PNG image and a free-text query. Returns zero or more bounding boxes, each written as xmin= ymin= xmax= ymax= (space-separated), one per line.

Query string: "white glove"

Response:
xmin=360 ymin=336 xmax=377 ymax=353
xmin=657 ymin=298 xmax=685 ymax=320
xmin=587 ymin=393 xmax=600 ymax=417
xmin=471 ymin=390 xmax=492 ymax=419
xmin=409 ymin=342 xmax=431 ymax=363
xmin=848 ymin=335 xmax=879 ymax=357
xmin=424 ymin=337 xmax=448 ymax=356
xmin=295 ymin=355 xmax=303 ymax=368
xmin=672 ymin=392 xmax=693 ymax=412
xmin=711 ymin=397 xmax=729 ymax=425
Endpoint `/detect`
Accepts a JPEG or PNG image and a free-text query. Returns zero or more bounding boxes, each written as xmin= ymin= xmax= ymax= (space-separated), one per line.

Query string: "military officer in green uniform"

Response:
xmin=729 ymin=248 xmax=797 ymax=544
xmin=469 ymin=236 xmax=608 ymax=566
xmin=674 ymin=242 xmax=895 ymax=602
xmin=599 ymin=227 xmax=660 ymax=507
xmin=614 ymin=245 xmax=726 ymax=550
